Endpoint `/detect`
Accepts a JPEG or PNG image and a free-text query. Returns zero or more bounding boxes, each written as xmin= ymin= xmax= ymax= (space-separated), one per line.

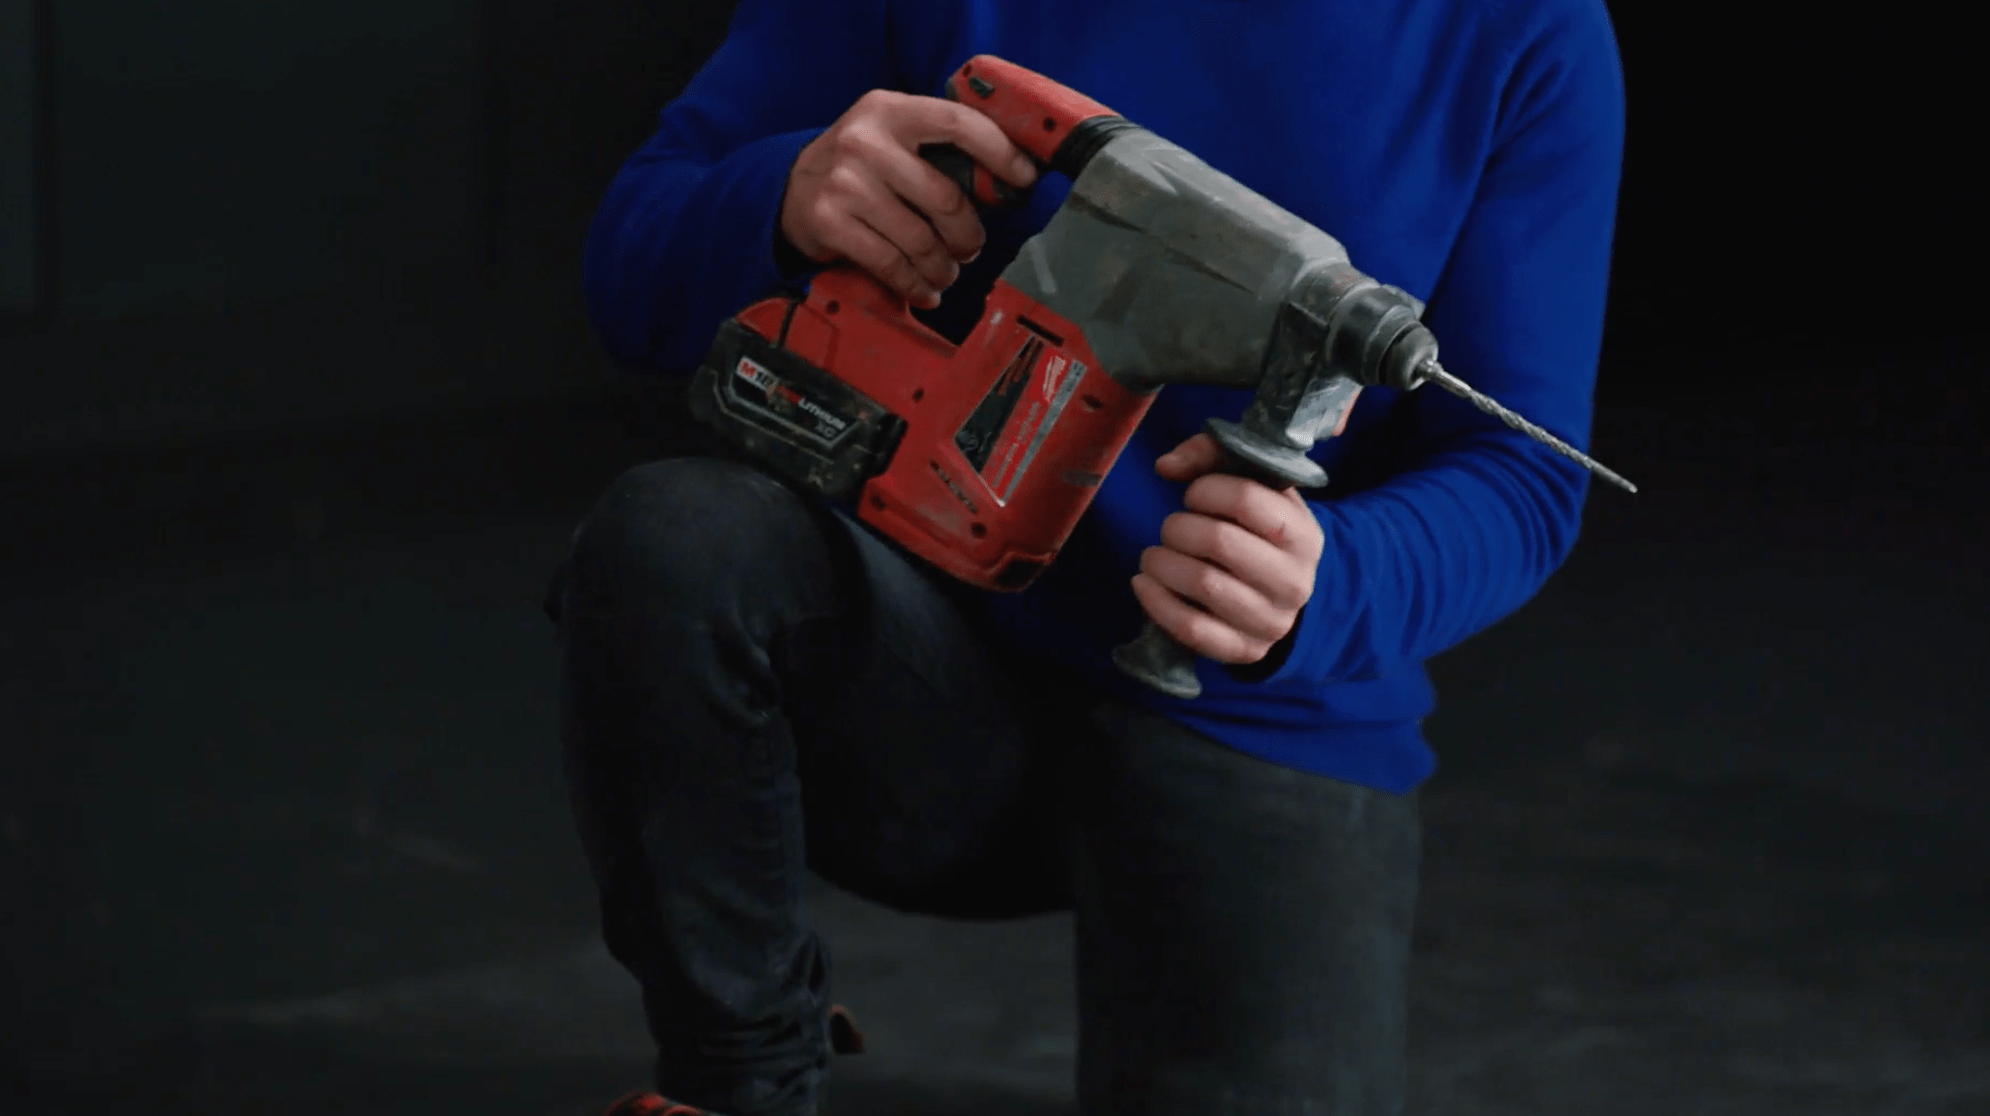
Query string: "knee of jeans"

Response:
xmin=563 ymin=456 xmax=830 ymax=617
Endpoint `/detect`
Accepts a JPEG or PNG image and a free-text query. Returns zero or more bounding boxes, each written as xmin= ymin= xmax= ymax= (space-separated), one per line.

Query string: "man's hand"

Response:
xmin=1131 ymin=434 xmax=1329 ymax=666
xmin=780 ymin=90 xmax=1039 ymax=309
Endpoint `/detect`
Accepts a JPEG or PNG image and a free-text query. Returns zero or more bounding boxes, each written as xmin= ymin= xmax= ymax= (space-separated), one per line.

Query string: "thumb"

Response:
xmin=1156 ymin=433 xmax=1222 ymax=480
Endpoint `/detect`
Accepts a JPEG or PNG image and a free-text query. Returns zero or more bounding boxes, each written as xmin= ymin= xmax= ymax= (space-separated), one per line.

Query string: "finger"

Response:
xmin=874 ymin=150 xmax=987 ymax=263
xmin=1130 ymin=573 xmax=1270 ymax=666
xmin=1159 ymin=508 xmax=1294 ymax=599
xmin=1333 ymin=388 xmax=1363 ymax=436
xmin=827 ymin=218 xmax=940 ymax=307
xmin=1155 ymin=433 xmax=1222 ymax=481
xmin=846 ymin=173 xmax=961 ymax=293
xmin=1154 ymin=506 xmax=1312 ymax=617
xmin=1181 ymin=475 xmax=1321 ymax=557
xmin=1140 ymin=545 xmax=1292 ymax=644
xmin=893 ymin=96 xmax=1040 ymax=187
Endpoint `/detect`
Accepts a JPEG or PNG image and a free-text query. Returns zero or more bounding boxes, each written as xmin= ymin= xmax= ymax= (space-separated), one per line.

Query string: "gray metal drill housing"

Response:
xmin=998 ymin=126 xmax=1436 ymax=485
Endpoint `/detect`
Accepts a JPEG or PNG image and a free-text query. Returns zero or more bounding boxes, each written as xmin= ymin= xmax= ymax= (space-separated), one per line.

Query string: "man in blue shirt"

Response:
xmin=545 ymin=2 xmax=1624 ymax=1113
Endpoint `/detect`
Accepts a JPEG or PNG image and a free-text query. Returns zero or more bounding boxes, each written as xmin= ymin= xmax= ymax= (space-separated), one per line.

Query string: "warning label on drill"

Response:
xmin=731 ymin=355 xmax=853 ymax=449
xmin=953 ymin=337 xmax=1086 ymax=505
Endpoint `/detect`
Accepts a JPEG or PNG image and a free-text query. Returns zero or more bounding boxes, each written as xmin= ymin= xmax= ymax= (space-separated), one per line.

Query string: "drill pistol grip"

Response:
xmin=917 ymin=143 xmax=1031 ymax=210
xmin=918 ymin=53 xmax=1138 ymax=211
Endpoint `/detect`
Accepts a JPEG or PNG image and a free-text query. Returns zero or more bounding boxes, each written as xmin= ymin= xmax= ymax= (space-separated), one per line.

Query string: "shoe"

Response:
xmin=601 ymin=1094 xmax=716 ymax=1116
xmin=597 ymin=1005 xmax=866 ymax=1116
xmin=827 ymin=1004 xmax=866 ymax=1055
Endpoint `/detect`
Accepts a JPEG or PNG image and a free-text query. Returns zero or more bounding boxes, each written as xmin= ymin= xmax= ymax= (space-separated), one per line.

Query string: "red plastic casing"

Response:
xmin=728 ymin=55 xmax=1147 ymax=592
xmin=736 ymin=268 xmax=1153 ymax=592
xmin=945 ymin=55 xmax=1119 ymax=164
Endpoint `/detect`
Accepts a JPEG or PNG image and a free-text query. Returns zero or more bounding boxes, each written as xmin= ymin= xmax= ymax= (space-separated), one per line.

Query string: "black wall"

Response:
xmin=2 ymin=2 xmax=1972 ymax=457
xmin=0 ymin=1 xmax=739 ymax=456
xmin=1605 ymin=4 xmax=1968 ymax=360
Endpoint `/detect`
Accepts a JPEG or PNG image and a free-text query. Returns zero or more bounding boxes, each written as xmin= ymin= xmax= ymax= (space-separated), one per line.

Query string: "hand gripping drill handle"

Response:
xmin=1109 ymin=263 xmax=1637 ymax=700
xmin=917 ymin=55 xmax=1125 ymax=210
xmin=1110 ymin=418 xmax=1336 ymax=699
xmin=1111 ymin=271 xmax=1438 ymax=700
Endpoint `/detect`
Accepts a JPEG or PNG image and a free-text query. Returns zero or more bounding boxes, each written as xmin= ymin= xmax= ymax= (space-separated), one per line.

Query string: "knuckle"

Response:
xmin=1212 ymin=630 xmax=1251 ymax=664
xmin=936 ymin=206 xmax=972 ymax=237
xmin=1266 ymin=583 xmax=1298 ymax=613
xmin=1280 ymin=574 xmax=1312 ymax=611
xmin=1195 ymin=564 xmax=1229 ymax=603
xmin=1180 ymin=610 xmax=1216 ymax=646
xmin=1292 ymin=567 xmax=1316 ymax=598
xmin=925 ymin=258 xmax=960 ymax=289
xmin=824 ymin=163 xmax=866 ymax=196
xmin=905 ymin=219 xmax=941 ymax=255
xmin=839 ymin=129 xmax=881 ymax=162
xmin=872 ymin=248 xmax=911 ymax=281
xmin=925 ymin=179 xmax=970 ymax=216
xmin=809 ymin=199 xmax=844 ymax=235
xmin=1211 ymin=521 xmax=1251 ymax=566
xmin=828 ymin=120 xmax=866 ymax=152
xmin=1266 ymin=602 xmax=1298 ymax=637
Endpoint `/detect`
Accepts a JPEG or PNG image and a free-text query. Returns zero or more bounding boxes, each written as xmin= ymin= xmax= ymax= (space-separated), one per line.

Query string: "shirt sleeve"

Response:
xmin=1251 ymin=0 xmax=1627 ymax=688
xmin=581 ymin=0 xmax=893 ymax=373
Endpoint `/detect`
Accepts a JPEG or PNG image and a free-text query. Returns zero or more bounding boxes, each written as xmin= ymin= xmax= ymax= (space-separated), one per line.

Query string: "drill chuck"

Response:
xmin=1314 ymin=273 xmax=1434 ymax=393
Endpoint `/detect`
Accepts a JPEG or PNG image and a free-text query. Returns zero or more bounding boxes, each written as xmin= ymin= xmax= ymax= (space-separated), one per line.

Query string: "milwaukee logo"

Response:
xmin=1042 ymin=355 xmax=1069 ymax=403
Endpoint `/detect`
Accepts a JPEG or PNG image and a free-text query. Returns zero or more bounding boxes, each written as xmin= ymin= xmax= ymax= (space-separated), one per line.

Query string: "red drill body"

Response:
xmin=726 ymin=267 xmax=1153 ymax=592
xmin=696 ymin=56 xmax=1157 ymax=592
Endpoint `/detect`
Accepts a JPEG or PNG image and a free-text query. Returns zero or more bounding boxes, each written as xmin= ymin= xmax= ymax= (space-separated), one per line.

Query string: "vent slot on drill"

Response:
xmin=1016 ymin=316 xmax=1065 ymax=346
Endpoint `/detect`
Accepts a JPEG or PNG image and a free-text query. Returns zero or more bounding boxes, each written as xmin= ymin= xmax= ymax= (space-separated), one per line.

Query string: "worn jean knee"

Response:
xmin=554 ymin=456 xmax=844 ymax=634
xmin=1072 ymin=702 xmax=1421 ymax=1116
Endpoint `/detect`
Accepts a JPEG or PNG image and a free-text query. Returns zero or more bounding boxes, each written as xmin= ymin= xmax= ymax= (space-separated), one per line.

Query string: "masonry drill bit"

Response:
xmin=1417 ymin=360 xmax=1638 ymax=494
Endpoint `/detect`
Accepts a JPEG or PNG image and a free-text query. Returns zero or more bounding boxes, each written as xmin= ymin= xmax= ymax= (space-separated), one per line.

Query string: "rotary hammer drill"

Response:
xmin=688 ymin=55 xmax=1633 ymax=699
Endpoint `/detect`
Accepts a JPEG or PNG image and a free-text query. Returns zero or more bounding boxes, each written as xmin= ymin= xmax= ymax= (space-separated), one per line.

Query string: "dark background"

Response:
xmin=2 ymin=2 xmax=1982 ymax=1113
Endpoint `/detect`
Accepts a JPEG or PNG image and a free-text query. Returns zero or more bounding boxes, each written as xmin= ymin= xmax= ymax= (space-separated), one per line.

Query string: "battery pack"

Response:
xmin=688 ymin=317 xmax=908 ymax=504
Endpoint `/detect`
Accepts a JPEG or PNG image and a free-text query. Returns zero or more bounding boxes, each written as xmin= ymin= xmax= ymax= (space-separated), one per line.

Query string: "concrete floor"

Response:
xmin=2 ymin=362 xmax=1985 ymax=1114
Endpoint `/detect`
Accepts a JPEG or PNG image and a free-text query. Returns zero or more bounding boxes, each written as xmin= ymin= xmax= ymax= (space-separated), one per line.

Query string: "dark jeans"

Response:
xmin=544 ymin=457 xmax=1421 ymax=1116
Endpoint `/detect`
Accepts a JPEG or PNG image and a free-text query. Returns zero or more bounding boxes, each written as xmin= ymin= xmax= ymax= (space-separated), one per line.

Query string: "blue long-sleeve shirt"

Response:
xmin=583 ymin=0 xmax=1625 ymax=794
